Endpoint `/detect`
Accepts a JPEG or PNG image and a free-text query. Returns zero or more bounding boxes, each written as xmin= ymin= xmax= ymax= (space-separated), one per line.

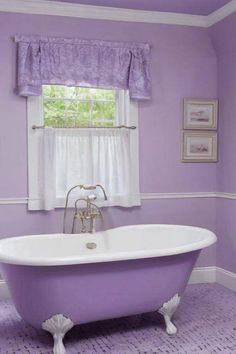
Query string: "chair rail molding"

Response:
xmin=1 ymin=0 xmax=236 ymax=27
xmin=0 ymin=198 xmax=28 ymax=205
xmin=1 ymin=192 xmax=236 ymax=205
xmin=141 ymin=192 xmax=217 ymax=200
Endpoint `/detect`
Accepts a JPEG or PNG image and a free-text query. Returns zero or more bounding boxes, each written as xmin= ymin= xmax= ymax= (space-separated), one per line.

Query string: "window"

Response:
xmin=27 ymin=85 xmax=140 ymax=210
xmin=43 ymin=86 xmax=117 ymax=128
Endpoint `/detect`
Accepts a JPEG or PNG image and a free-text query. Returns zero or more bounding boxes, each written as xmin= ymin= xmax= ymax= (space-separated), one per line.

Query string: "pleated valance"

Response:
xmin=15 ymin=34 xmax=151 ymax=100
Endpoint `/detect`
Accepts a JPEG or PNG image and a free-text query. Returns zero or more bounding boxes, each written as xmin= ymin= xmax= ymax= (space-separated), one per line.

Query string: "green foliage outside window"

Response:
xmin=43 ymin=85 xmax=116 ymax=128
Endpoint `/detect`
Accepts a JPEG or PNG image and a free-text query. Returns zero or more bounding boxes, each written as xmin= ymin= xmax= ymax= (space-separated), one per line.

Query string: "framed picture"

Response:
xmin=182 ymin=131 xmax=218 ymax=162
xmin=183 ymin=98 xmax=218 ymax=130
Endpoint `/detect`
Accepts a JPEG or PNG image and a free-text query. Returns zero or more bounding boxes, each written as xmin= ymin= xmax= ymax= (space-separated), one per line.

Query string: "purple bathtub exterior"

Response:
xmin=1 ymin=250 xmax=200 ymax=329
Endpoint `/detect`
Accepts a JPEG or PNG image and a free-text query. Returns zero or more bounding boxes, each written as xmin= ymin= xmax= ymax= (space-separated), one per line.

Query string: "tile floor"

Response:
xmin=0 ymin=284 xmax=235 ymax=353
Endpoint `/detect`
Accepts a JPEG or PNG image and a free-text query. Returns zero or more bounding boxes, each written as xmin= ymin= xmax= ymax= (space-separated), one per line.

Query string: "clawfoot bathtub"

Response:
xmin=0 ymin=224 xmax=216 ymax=353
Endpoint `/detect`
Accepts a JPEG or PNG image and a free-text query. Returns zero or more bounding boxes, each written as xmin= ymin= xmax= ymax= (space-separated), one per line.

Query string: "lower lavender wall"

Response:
xmin=216 ymin=200 xmax=236 ymax=272
xmin=0 ymin=198 xmax=216 ymax=267
xmin=0 ymin=12 xmax=218 ymax=267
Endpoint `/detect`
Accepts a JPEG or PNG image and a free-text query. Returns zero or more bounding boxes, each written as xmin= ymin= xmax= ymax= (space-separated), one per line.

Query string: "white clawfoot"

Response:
xmin=42 ymin=314 xmax=74 ymax=354
xmin=158 ymin=294 xmax=181 ymax=335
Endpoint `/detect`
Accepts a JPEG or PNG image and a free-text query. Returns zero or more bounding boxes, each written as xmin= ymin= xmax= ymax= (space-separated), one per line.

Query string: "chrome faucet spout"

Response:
xmin=96 ymin=184 xmax=108 ymax=201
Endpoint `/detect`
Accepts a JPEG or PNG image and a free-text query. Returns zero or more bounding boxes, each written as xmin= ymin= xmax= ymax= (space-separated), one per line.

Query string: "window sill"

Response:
xmin=28 ymin=195 xmax=141 ymax=210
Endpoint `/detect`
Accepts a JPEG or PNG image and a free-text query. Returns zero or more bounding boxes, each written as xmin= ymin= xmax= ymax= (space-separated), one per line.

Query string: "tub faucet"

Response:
xmin=63 ymin=184 xmax=107 ymax=234
xmin=72 ymin=195 xmax=103 ymax=234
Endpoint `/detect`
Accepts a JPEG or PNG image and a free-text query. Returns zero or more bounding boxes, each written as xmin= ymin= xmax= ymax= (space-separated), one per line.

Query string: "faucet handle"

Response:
xmin=87 ymin=194 xmax=97 ymax=202
xmin=81 ymin=184 xmax=107 ymax=201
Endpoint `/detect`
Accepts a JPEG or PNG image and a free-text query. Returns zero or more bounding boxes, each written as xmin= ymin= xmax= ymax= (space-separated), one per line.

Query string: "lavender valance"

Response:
xmin=15 ymin=34 xmax=151 ymax=100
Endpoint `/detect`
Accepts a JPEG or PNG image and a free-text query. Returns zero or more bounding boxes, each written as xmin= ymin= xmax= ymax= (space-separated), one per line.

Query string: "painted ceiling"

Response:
xmin=49 ymin=0 xmax=232 ymax=15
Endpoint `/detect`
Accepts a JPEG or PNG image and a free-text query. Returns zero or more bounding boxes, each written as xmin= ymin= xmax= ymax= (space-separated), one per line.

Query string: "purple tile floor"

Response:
xmin=0 ymin=284 xmax=235 ymax=353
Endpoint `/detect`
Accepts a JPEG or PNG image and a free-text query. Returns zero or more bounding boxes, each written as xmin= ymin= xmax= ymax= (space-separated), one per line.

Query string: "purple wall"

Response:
xmin=210 ymin=13 xmax=236 ymax=272
xmin=210 ymin=13 xmax=236 ymax=194
xmin=0 ymin=12 xmax=218 ymax=267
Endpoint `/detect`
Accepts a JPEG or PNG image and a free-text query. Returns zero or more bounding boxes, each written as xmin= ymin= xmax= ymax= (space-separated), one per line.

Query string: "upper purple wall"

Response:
xmin=0 ymin=12 xmax=217 ymax=267
xmin=50 ymin=0 xmax=231 ymax=15
xmin=210 ymin=13 xmax=236 ymax=272
xmin=0 ymin=13 xmax=217 ymax=198
xmin=210 ymin=13 xmax=236 ymax=194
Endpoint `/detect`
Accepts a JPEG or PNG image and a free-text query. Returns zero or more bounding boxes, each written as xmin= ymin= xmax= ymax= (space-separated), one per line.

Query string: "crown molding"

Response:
xmin=1 ymin=0 xmax=235 ymax=27
xmin=206 ymin=0 xmax=236 ymax=27
xmin=0 ymin=0 xmax=208 ymax=27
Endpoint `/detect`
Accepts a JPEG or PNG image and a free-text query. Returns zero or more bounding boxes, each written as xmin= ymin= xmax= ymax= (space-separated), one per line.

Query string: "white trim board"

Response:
xmin=0 ymin=266 xmax=235 ymax=301
xmin=189 ymin=266 xmax=236 ymax=292
xmin=189 ymin=266 xmax=216 ymax=284
xmin=0 ymin=198 xmax=28 ymax=205
xmin=0 ymin=280 xmax=11 ymax=300
xmin=215 ymin=192 xmax=236 ymax=200
xmin=216 ymin=267 xmax=236 ymax=292
xmin=207 ymin=0 xmax=236 ymax=28
xmin=141 ymin=192 xmax=217 ymax=200
xmin=0 ymin=0 xmax=236 ymax=27
xmin=2 ymin=192 xmax=236 ymax=205
xmin=142 ymin=192 xmax=236 ymax=200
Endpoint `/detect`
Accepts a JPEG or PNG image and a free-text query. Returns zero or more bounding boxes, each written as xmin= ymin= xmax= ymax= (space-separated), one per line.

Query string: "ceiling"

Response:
xmin=50 ymin=0 xmax=232 ymax=15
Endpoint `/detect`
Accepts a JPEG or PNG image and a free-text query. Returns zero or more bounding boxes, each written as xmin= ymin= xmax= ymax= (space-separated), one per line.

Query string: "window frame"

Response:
xmin=27 ymin=89 xmax=139 ymax=210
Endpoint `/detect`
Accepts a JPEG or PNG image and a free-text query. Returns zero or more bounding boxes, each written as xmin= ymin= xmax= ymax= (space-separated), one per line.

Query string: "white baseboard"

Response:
xmin=188 ymin=266 xmax=216 ymax=284
xmin=216 ymin=267 xmax=236 ymax=292
xmin=188 ymin=266 xmax=236 ymax=292
xmin=0 ymin=280 xmax=11 ymax=300
xmin=0 ymin=267 xmax=235 ymax=301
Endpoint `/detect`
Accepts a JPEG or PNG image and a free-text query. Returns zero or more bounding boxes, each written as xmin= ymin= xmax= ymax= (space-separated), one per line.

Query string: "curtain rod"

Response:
xmin=11 ymin=36 xmax=152 ymax=47
xmin=32 ymin=125 xmax=136 ymax=130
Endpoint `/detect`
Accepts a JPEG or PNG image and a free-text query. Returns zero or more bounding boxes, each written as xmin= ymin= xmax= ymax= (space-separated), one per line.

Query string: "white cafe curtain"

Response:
xmin=37 ymin=126 xmax=140 ymax=210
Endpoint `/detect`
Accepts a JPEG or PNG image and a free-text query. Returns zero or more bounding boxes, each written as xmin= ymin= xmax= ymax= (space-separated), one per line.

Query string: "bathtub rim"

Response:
xmin=0 ymin=224 xmax=217 ymax=266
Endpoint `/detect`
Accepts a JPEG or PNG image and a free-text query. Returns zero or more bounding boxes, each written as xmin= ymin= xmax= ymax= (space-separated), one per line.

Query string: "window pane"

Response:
xmin=44 ymin=101 xmax=66 ymax=127
xmin=43 ymin=85 xmax=65 ymax=99
xmin=65 ymin=101 xmax=78 ymax=119
xmin=65 ymin=86 xmax=77 ymax=99
xmin=77 ymin=87 xmax=92 ymax=100
xmin=90 ymin=88 xmax=116 ymax=101
xmin=76 ymin=102 xmax=91 ymax=126
xmin=43 ymin=85 xmax=116 ymax=127
xmin=92 ymin=102 xmax=116 ymax=121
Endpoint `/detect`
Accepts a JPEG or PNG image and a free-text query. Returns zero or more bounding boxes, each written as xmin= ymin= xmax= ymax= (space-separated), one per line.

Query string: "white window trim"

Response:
xmin=27 ymin=92 xmax=139 ymax=210
xmin=27 ymin=95 xmax=44 ymax=210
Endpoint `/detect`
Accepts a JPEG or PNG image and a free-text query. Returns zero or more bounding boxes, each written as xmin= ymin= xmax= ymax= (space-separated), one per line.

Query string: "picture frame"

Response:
xmin=182 ymin=131 xmax=218 ymax=162
xmin=183 ymin=98 xmax=218 ymax=130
